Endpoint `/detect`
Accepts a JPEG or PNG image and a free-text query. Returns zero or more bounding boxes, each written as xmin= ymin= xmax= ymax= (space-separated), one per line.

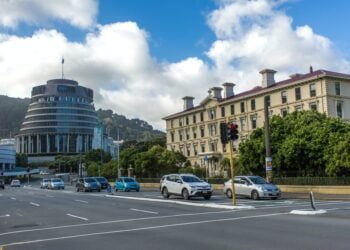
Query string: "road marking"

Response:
xmin=75 ymin=199 xmax=88 ymax=204
xmin=30 ymin=202 xmax=40 ymax=207
xmin=46 ymin=195 xmax=54 ymax=198
xmin=0 ymin=210 xmax=235 ymax=236
xmin=2 ymin=212 xmax=287 ymax=247
xmin=66 ymin=214 xmax=89 ymax=221
xmin=105 ymin=195 xmax=254 ymax=210
xmin=130 ymin=208 xmax=159 ymax=214
xmin=10 ymin=197 xmax=16 ymax=200
xmin=0 ymin=214 xmax=10 ymax=218
xmin=16 ymin=213 xmax=23 ymax=217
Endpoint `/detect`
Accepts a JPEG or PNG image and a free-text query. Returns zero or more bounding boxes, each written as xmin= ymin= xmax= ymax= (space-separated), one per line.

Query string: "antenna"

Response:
xmin=61 ymin=57 xmax=65 ymax=79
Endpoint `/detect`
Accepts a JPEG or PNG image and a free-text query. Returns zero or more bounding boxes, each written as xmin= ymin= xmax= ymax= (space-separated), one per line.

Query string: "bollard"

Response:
xmin=309 ymin=191 xmax=316 ymax=210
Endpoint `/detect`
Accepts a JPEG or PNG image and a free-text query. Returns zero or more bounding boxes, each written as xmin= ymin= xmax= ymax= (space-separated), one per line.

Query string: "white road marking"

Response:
xmin=2 ymin=212 xmax=288 ymax=247
xmin=0 ymin=210 xmax=235 ymax=236
xmin=130 ymin=208 xmax=159 ymax=214
xmin=16 ymin=213 xmax=23 ymax=217
xmin=10 ymin=197 xmax=16 ymax=200
xmin=0 ymin=214 xmax=10 ymax=218
xmin=290 ymin=209 xmax=327 ymax=215
xmin=30 ymin=202 xmax=40 ymax=207
xmin=75 ymin=199 xmax=89 ymax=204
xmin=105 ymin=195 xmax=254 ymax=210
xmin=66 ymin=214 xmax=89 ymax=221
xmin=46 ymin=195 xmax=54 ymax=198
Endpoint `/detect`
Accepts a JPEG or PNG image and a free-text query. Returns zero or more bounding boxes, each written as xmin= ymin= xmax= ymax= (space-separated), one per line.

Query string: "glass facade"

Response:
xmin=16 ymin=79 xmax=98 ymax=156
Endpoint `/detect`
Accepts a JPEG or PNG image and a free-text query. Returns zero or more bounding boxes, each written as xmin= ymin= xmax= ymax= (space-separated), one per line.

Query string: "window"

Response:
xmin=193 ymin=114 xmax=196 ymax=123
xmin=335 ymin=82 xmax=341 ymax=96
xmin=186 ymin=147 xmax=191 ymax=157
xmin=295 ymin=87 xmax=301 ymax=100
xmin=179 ymin=118 xmax=183 ymax=127
xmin=209 ymin=124 xmax=217 ymax=136
xmin=200 ymin=127 xmax=205 ymax=137
xmin=251 ymin=116 xmax=257 ymax=129
xmin=240 ymin=102 xmax=245 ymax=113
xmin=193 ymin=145 xmax=198 ymax=156
xmin=192 ymin=128 xmax=197 ymax=139
xmin=186 ymin=129 xmax=190 ymax=140
xmin=265 ymin=95 xmax=271 ymax=107
xmin=336 ymin=102 xmax=343 ymax=118
xmin=251 ymin=99 xmax=256 ymax=111
xmin=209 ymin=109 xmax=216 ymax=120
xmin=200 ymin=112 xmax=204 ymax=122
xmin=295 ymin=105 xmax=303 ymax=112
xmin=309 ymin=102 xmax=317 ymax=111
xmin=170 ymin=132 xmax=174 ymax=142
xmin=211 ymin=142 xmax=216 ymax=152
xmin=201 ymin=144 xmax=205 ymax=153
xmin=170 ymin=120 xmax=173 ymax=128
xmin=179 ymin=131 xmax=183 ymax=141
xmin=281 ymin=108 xmax=288 ymax=117
xmin=186 ymin=116 xmax=189 ymax=125
xmin=281 ymin=91 xmax=287 ymax=104
xmin=309 ymin=83 xmax=316 ymax=97
xmin=222 ymin=143 xmax=226 ymax=153
xmin=221 ymin=106 xmax=225 ymax=117
xmin=240 ymin=117 xmax=246 ymax=131
xmin=230 ymin=104 xmax=235 ymax=115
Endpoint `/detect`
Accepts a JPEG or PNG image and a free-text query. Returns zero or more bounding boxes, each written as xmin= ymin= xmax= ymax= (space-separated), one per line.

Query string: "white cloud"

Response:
xmin=0 ymin=0 xmax=97 ymax=29
xmin=0 ymin=0 xmax=350 ymax=131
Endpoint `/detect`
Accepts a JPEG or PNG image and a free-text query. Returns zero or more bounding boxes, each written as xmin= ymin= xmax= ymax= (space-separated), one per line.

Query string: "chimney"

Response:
xmin=222 ymin=82 xmax=235 ymax=98
xmin=260 ymin=69 xmax=276 ymax=88
xmin=289 ymin=73 xmax=302 ymax=79
xmin=182 ymin=96 xmax=194 ymax=110
xmin=210 ymin=87 xmax=223 ymax=99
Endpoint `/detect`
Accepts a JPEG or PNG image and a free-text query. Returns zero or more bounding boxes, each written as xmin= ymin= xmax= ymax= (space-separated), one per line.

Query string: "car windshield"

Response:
xmin=181 ymin=176 xmax=202 ymax=183
xmin=248 ymin=177 xmax=268 ymax=184
xmin=95 ymin=177 xmax=107 ymax=182
xmin=85 ymin=178 xmax=97 ymax=183
xmin=123 ymin=178 xmax=135 ymax=183
xmin=51 ymin=179 xmax=61 ymax=183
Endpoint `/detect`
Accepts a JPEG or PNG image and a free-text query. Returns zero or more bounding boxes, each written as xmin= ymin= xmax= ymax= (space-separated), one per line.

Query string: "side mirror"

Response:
xmin=176 ymin=180 xmax=182 ymax=184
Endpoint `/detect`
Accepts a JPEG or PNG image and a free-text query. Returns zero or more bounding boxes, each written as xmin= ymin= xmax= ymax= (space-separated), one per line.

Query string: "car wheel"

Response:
xmin=251 ymin=190 xmax=259 ymax=200
xmin=136 ymin=189 xmax=140 ymax=192
xmin=271 ymin=197 xmax=278 ymax=200
xmin=83 ymin=187 xmax=87 ymax=192
xmin=162 ymin=187 xmax=170 ymax=198
xmin=76 ymin=187 xmax=79 ymax=192
xmin=98 ymin=189 xmax=101 ymax=192
xmin=226 ymin=189 xmax=233 ymax=198
xmin=203 ymin=195 xmax=211 ymax=200
xmin=182 ymin=189 xmax=190 ymax=200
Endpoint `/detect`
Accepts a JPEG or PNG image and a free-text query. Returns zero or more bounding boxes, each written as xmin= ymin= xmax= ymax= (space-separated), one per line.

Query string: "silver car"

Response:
xmin=223 ymin=176 xmax=281 ymax=200
xmin=40 ymin=179 xmax=50 ymax=189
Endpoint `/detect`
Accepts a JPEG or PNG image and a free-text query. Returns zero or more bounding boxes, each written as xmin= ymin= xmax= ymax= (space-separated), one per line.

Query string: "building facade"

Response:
xmin=16 ymin=79 xmax=99 ymax=162
xmin=163 ymin=68 xmax=350 ymax=176
xmin=0 ymin=139 xmax=16 ymax=173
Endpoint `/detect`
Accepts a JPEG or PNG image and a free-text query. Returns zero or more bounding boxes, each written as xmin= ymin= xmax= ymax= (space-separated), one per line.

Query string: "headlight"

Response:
xmin=84 ymin=183 xmax=90 ymax=187
xmin=260 ymin=187 xmax=268 ymax=192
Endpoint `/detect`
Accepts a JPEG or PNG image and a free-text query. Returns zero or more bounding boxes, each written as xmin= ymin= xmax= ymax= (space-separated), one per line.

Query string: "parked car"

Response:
xmin=76 ymin=177 xmax=101 ymax=192
xmin=10 ymin=179 xmax=21 ymax=187
xmin=223 ymin=176 xmax=281 ymax=200
xmin=94 ymin=177 xmax=109 ymax=189
xmin=40 ymin=179 xmax=50 ymax=189
xmin=160 ymin=174 xmax=212 ymax=200
xmin=115 ymin=177 xmax=140 ymax=192
xmin=49 ymin=178 xmax=65 ymax=190
xmin=0 ymin=179 xmax=5 ymax=189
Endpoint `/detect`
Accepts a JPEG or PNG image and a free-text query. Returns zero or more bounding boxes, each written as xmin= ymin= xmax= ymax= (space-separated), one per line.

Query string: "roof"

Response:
xmin=163 ymin=69 xmax=350 ymax=120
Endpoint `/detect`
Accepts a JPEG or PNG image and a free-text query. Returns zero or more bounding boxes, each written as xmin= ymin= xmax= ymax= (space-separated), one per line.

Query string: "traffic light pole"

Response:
xmin=264 ymin=96 xmax=273 ymax=182
xmin=228 ymin=140 xmax=236 ymax=206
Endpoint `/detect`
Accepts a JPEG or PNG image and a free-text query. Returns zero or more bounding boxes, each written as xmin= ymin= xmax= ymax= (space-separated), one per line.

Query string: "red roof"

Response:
xmin=163 ymin=69 xmax=350 ymax=120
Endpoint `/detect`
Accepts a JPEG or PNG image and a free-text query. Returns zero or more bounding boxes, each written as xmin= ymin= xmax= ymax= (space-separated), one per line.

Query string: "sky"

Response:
xmin=0 ymin=0 xmax=350 ymax=131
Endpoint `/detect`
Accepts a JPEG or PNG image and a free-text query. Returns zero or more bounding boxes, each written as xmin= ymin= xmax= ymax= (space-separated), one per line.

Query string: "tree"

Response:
xmin=16 ymin=153 xmax=28 ymax=167
xmin=238 ymin=111 xmax=350 ymax=177
xmin=85 ymin=149 xmax=111 ymax=163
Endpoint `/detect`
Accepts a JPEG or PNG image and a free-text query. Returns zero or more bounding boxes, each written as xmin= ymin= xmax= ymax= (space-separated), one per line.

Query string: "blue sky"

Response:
xmin=1 ymin=0 xmax=350 ymax=129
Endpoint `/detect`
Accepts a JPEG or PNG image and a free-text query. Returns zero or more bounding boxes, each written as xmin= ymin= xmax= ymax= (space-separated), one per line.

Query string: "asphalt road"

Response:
xmin=1 ymin=183 xmax=350 ymax=250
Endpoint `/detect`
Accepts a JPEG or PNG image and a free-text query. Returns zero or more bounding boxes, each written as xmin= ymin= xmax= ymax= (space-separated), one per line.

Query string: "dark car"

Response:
xmin=94 ymin=177 xmax=109 ymax=189
xmin=76 ymin=177 xmax=101 ymax=192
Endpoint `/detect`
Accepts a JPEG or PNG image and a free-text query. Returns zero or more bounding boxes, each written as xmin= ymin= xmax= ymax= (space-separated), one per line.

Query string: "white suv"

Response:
xmin=160 ymin=174 xmax=212 ymax=200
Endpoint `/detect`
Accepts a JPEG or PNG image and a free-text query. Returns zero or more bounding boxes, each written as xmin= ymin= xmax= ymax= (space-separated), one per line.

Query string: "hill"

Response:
xmin=0 ymin=95 xmax=165 ymax=141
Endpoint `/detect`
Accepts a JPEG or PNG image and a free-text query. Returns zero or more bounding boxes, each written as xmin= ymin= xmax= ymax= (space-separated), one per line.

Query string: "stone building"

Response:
xmin=163 ymin=68 xmax=350 ymax=176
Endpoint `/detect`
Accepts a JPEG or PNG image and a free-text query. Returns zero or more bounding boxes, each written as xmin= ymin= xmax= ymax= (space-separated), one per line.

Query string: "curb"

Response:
xmin=290 ymin=209 xmax=327 ymax=215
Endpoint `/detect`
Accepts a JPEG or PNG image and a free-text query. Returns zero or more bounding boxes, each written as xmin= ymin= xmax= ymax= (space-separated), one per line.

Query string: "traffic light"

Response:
xmin=228 ymin=123 xmax=239 ymax=141
xmin=220 ymin=122 xmax=228 ymax=144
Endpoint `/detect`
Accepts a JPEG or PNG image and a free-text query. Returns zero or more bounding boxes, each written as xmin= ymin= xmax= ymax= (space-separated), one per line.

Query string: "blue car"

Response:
xmin=115 ymin=177 xmax=140 ymax=192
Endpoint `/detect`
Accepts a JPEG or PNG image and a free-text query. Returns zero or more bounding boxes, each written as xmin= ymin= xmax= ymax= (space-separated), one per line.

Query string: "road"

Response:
xmin=1 ymin=184 xmax=350 ymax=250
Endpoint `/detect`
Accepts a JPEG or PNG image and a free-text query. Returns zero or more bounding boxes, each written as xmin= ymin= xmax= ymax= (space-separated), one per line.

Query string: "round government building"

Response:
xmin=16 ymin=79 xmax=99 ymax=162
